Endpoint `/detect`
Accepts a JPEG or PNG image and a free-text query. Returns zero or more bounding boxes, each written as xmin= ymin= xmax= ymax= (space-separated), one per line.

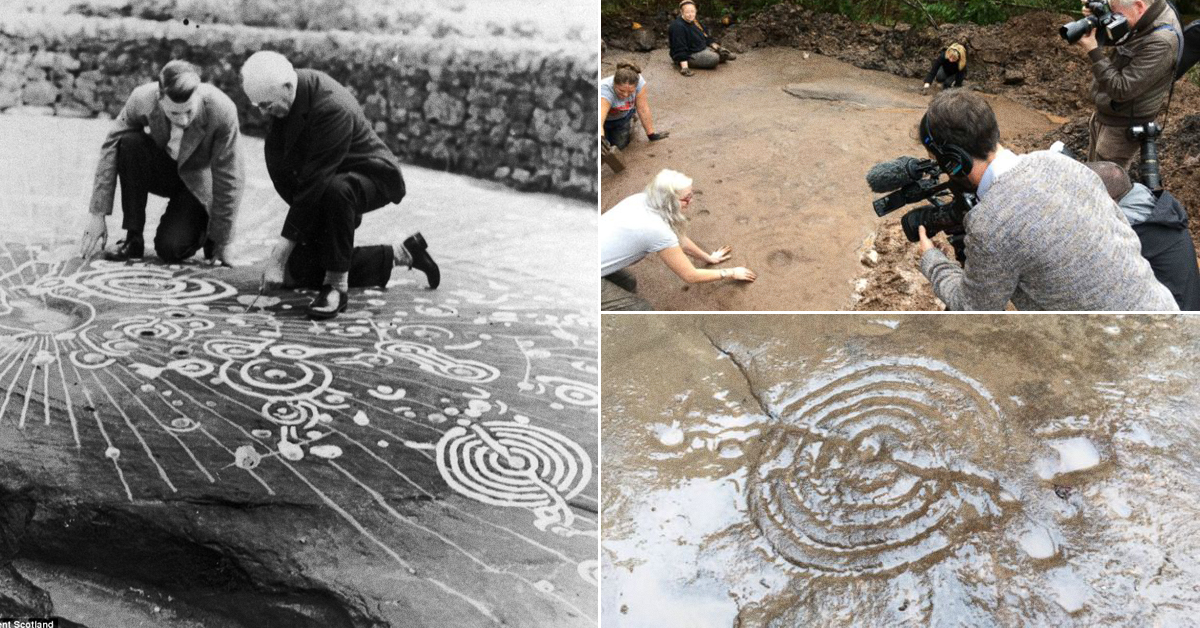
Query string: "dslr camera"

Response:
xmin=1061 ymin=1 xmax=1131 ymax=45
xmin=866 ymin=156 xmax=977 ymax=255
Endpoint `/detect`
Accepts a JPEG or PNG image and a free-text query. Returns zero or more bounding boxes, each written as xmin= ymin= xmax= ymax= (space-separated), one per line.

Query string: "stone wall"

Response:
xmin=0 ymin=14 xmax=597 ymax=200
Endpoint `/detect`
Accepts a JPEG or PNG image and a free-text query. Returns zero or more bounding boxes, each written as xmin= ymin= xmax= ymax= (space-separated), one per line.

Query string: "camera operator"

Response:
xmin=1084 ymin=161 xmax=1200 ymax=309
xmin=1074 ymin=0 xmax=1181 ymax=171
xmin=915 ymin=91 xmax=1177 ymax=311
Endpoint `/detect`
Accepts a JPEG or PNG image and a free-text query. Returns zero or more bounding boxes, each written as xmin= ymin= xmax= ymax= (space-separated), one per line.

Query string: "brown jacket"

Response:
xmin=1089 ymin=0 xmax=1181 ymax=126
xmin=88 ymin=82 xmax=245 ymax=244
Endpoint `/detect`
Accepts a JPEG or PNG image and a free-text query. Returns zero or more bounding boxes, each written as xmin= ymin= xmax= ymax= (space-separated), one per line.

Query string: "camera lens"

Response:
xmin=1060 ymin=16 xmax=1096 ymax=43
xmin=901 ymin=208 xmax=924 ymax=243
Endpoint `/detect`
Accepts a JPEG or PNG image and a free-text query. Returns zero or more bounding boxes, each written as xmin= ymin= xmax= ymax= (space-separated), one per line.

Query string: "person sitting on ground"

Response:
xmin=914 ymin=90 xmax=1176 ymax=311
xmin=668 ymin=0 xmax=735 ymax=77
xmin=79 ymin=60 xmax=244 ymax=265
xmin=240 ymin=51 xmax=439 ymax=320
xmin=922 ymin=43 xmax=967 ymax=95
xmin=601 ymin=62 xmax=669 ymax=151
xmin=1085 ymin=161 xmax=1200 ymax=310
xmin=600 ymin=168 xmax=756 ymax=311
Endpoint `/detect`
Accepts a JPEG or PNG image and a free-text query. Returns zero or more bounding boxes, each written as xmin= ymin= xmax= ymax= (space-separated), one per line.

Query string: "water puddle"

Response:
xmin=602 ymin=315 xmax=1200 ymax=627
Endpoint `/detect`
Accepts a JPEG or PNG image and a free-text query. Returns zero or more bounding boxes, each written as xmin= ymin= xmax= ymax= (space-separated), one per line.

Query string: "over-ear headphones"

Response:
xmin=919 ymin=112 xmax=974 ymax=177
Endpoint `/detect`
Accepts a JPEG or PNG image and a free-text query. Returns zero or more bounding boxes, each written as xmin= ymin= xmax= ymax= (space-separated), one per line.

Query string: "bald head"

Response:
xmin=1084 ymin=161 xmax=1133 ymax=201
xmin=240 ymin=51 xmax=298 ymax=118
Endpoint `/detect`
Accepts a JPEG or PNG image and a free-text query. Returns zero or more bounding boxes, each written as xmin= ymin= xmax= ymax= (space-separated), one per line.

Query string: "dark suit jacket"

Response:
xmin=265 ymin=69 xmax=404 ymax=240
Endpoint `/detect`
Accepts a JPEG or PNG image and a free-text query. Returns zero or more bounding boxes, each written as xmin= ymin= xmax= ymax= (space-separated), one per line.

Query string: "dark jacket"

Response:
xmin=1088 ymin=0 xmax=1181 ymax=126
xmin=925 ymin=51 xmax=966 ymax=86
xmin=668 ymin=17 xmax=711 ymax=63
xmin=1131 ymin=189 xmax=1200 ymax=310
xmin=265 ymin=69 xmax=404 ymax=239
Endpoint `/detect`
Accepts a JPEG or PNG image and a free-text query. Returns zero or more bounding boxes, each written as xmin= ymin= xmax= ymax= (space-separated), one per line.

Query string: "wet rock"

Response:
xmin=630 ymin=28 xmax=657 ymax=52
xmin=0 ymin=564 xmax=52 ymax=618
xmin=0 ymin=499 xmax=51 ymax=618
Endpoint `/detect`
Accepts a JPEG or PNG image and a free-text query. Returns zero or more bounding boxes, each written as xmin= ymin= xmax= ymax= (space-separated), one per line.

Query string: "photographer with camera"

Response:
xmin=1084 ymin=161 xmax=1200 ymax=309
xmin=1069 ymin=0 xmax=1181 ymax=171
xmin=913 ymin=91 xmax=1177 ymax=311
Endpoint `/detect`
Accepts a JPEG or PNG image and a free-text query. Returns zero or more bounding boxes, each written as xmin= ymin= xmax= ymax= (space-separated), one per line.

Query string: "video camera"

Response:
xmin=1060 ymin=1 xmax=1131 ymax=46
xmin=866 ymin=156 xmax=977 ymax=254
xmin=1130 ymin=121 xmax=1162 ymax=190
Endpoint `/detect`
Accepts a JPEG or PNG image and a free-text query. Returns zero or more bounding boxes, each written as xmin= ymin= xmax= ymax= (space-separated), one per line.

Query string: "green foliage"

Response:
xmin=601 ymin=0 xmax=1082 ymax=25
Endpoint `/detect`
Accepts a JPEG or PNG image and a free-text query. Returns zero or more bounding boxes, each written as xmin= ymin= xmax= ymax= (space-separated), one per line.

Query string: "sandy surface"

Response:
xmin=600 ymin=48 xmax=1059 ymax=311
xmin=602 ymin=314 xmax=1200 ymax=626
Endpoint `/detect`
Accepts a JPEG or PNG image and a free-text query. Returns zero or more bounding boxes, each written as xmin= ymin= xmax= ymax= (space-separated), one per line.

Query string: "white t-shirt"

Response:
xmin=600 ymin=192 xmax=680 ymax=276
xmin=600 ymin=75 xmax=645 ymax=121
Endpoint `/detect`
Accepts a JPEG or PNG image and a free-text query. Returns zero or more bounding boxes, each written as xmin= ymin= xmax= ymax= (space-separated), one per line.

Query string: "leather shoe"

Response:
xmin=308 ymin=285 xmax=348 ymax=320
xmin=104 ymin=235 xmax=144 ymax=261
xmin=403 ymin=232 xmax=440 ymax=289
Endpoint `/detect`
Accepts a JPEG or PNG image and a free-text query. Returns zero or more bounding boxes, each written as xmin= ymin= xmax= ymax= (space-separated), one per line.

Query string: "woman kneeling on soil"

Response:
xmin=600 ymin=168 xmax=756 ymax=311
xmin=922 ymin=43 xmax=967 ymax=94
xmin=669 ymin=0 xmax=736 ymax=77
xmin=601 ymin=62 xmax=669 ymax=150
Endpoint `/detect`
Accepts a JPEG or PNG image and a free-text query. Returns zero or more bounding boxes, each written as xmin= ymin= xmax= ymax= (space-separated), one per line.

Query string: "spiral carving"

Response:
xmin=748 ymin=358 xmax=1013 ymax=577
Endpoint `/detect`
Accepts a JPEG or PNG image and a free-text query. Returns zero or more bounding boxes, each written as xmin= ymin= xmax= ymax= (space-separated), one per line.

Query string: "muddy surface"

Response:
xmin=605 ymin=8 xmax=1200 ymax=311
xmin=600 ymin=50 xmax=1057 ymax=311
xmin=601 ymin=314 xmax=1200 ymax=626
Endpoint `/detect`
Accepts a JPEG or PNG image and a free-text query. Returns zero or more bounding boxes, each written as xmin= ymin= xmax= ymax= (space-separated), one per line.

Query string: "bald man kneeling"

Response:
xmin=241 ymin=51 xmax=439 ymax=320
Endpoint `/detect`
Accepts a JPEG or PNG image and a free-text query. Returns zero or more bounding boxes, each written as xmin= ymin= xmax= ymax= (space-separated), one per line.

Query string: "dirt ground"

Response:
xmin=605 ymin=8 xmax=1200 ymax=311
xmin=601 ymin=49 xmax=1058 ymax=311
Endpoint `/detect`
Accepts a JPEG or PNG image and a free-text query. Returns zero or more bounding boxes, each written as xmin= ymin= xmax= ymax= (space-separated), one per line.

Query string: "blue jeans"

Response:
xmin=604 ymin=114 xmax=636 ymax=149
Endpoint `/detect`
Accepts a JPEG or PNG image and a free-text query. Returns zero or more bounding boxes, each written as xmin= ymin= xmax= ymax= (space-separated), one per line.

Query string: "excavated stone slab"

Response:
xmin=0 ymin=114 xmax=597 ymax=627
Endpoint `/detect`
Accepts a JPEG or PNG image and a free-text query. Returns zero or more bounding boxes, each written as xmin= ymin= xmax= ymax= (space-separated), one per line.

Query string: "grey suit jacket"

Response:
xmin=88 ymin=82 xmax=245 ymax=245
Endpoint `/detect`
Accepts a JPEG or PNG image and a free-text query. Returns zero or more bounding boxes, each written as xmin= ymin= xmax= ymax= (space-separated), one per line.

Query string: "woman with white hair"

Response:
xmin=600 ymin=169 xmax=755 ymax=311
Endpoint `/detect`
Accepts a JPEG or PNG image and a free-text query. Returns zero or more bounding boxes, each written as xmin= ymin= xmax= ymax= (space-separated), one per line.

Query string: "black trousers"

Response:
xmin=283 ymin=172 xmax=395 ymax=289
xmin=116 ymin=132 xmax=210 ymax=262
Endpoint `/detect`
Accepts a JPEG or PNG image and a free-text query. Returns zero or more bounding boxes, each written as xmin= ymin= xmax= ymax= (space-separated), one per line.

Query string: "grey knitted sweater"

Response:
xmin=920 ymin=151 xmax=1179 ymax=311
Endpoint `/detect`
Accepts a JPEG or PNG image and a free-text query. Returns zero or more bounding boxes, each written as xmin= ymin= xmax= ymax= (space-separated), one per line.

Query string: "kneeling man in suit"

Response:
xmin=240 ymin=50 xmax=439 ymax=320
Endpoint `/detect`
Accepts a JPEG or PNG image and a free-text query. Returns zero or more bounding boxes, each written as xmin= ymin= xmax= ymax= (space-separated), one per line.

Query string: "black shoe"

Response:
xmin=403 ymin=232 xmax=440 ymax=289
xmin=307 ymin=285 xmax=348 ymax=320
xmin=104 ymin=234 xmax=144 ymax=261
